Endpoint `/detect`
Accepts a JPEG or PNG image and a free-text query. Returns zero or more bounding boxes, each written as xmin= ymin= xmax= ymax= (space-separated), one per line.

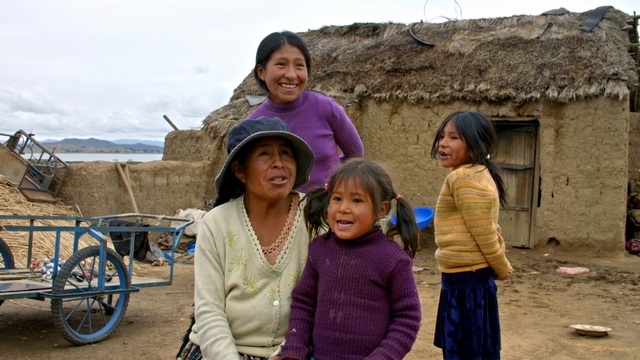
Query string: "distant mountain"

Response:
xmin=113 ymin=139 xmax=164 ymax=147
xmin=41 ymin=138 xmax=163 ymax=153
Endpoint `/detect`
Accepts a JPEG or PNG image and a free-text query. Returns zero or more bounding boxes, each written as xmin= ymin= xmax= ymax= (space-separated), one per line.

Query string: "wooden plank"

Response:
xmin=18 ymin=178 xmax=57 ymax=204
xmin=0 ymin=280 xmax=52 ymax=295
xmin=0 ymin=274 xmax=32 ymax=281
xmin=0 ymin=268 xmax=32 ymax=274
xmin=0 ymin=275 xmax=167 ymax=297
xmin=494 ymin=123 xmax=537 ymax=248
xmin=497 ymin=163 xmax=533 ymax=170
xmin=0 ymin=143 xmax=28 ymax=185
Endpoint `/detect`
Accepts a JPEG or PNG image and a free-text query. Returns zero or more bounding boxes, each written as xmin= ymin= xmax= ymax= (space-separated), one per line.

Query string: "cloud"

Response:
xmin=193 ymin=65 xmax=209 ymax=74
xmin=140 ymin=78 xmax=237 ymax=123
xmin=1 ymin=87 xmax=69 ymax=115
xmin=1 ymin=0 xmax=635 ymax=143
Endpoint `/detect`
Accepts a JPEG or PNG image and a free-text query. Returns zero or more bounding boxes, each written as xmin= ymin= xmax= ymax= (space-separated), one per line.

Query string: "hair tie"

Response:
xmin=324 ymin=183 xmax=329 ymax=192
xmin=395 ymin=194 xmax=402 ymax=201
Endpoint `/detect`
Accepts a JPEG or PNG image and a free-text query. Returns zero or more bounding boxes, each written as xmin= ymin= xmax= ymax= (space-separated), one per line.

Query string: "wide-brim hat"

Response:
xmin=214 ymin=116 xmax=315 ymax=204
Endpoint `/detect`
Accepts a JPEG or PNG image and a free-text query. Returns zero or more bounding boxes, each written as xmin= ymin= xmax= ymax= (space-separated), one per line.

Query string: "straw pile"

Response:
xmin=0 ymin=174 xmax=95 ymax=268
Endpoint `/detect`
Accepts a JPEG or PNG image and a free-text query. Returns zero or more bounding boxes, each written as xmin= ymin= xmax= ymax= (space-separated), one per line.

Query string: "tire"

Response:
xmin=50 ymin=246 xmax=130 ymax=345
xmin=0 ymin=237 xmax=16 ymax=307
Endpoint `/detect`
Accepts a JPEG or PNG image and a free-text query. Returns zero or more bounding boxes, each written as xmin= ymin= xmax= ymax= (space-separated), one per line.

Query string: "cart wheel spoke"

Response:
xmin=62 ymin=297 xmax=89 ymax=320
xmin=97 ymin=298 xmax=117 ymax=317
xmin=62 ymin=277 xmax=95 ymax=293
xmin=91 ymin=297 xmax=111 ymax=324
xmin=70 ymin=299 xmax=93 ymax=334
xmin=51 ymin=246 xmax=130 ymax=345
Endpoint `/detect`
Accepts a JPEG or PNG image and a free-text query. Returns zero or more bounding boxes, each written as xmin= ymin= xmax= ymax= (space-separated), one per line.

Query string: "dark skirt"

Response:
xmin=175 ymin=313 xmax=267 ymax=360
xmin=433 ymin=267 xmax=501 ymax=360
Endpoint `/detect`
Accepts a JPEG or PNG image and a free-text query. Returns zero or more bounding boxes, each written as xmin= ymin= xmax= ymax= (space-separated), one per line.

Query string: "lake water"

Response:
xmin=53 ymin=153 xmax=164 ymax=163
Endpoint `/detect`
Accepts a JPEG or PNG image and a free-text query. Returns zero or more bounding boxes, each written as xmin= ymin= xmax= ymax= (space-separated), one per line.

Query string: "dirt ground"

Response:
xmin=1 ymin=240 xmax=639 ymax=360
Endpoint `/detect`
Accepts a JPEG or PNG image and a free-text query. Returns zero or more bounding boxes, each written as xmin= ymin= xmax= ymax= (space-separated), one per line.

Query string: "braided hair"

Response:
xmin=303 ymin=158 xmax=420 ymax=257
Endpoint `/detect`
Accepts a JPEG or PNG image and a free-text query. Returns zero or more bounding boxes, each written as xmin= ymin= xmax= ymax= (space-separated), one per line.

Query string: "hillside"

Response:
xmin=41 ymin=138 xmax=163 ymax=153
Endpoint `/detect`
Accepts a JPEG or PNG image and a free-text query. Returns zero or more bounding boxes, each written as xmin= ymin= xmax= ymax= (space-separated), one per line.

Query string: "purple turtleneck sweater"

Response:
xmin=281 ymin=228 xmax=421 ymax=360
xmin=247 ymin=91 xmax=364 ymax=193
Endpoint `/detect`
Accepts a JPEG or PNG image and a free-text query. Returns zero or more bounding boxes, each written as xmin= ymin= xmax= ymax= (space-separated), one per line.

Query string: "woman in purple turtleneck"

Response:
xmin=247 ymin=31 xmax=364 ymax=193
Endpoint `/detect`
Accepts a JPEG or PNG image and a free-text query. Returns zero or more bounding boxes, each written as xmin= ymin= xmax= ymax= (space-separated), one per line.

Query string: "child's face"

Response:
xmin=256 ymin=44 xmax=308 ymax=104
xmin=437 ymin=121 xmax=471 ymax=168
xmin=328 ymin=179 xmax=383 ymax=240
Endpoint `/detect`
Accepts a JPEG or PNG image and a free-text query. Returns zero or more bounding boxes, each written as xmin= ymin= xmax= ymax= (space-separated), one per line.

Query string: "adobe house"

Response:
xmin=58 ymin=7 xmax=638 ymax=254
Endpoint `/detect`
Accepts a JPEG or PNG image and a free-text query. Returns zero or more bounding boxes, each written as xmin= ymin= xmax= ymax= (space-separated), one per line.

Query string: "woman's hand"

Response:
xmin=269 ymin=356 xmax=282 ymax=360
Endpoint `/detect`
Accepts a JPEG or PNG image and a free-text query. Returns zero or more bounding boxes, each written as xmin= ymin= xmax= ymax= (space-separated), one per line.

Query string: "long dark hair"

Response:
xmin=253 ymin=31 xmax=311 ymax=94
xmin=429 ymin=111 xmax=508 ymax=207
xmin=304 ymin=158 xmax=420 ymax=257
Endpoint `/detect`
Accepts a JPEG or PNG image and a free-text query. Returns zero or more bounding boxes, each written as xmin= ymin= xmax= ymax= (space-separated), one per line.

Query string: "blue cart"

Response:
xmin=0 ymin=213 xmax=193 ymax=345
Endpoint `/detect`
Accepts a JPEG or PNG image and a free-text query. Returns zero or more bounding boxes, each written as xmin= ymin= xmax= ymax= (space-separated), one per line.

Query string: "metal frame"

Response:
xmin=0 ymin=213 xmax=193 ymax=343
xmin=0 ymin=130 xmax=69 ymax=196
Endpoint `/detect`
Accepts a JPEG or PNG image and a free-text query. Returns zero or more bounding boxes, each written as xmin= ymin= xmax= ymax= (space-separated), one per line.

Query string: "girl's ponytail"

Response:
xmin=386 ymin=196 xmax=420 ymax=258
xmin=485 ymin=159 xmax=508 ymax=208
xmin=310 ymin=158 xmax=422 ymax=256
xmin=303 ymin=187 xmax=331 ymax=240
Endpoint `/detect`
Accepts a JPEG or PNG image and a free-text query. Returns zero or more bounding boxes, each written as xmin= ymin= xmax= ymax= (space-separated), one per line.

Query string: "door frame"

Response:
xmin=492 ymin=119 xmax=540 ymax=249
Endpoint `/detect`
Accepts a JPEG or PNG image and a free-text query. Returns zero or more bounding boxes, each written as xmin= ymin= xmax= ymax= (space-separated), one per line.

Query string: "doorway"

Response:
xmin=492 ymin=121 xmax=540 ymax=248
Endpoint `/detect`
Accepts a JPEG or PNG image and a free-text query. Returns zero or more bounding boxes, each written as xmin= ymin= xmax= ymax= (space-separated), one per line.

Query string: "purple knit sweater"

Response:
xmin=247 ymin=91 xmax=364 ymax=193
xmin=281 ymin=228 xmax=421 ymax=360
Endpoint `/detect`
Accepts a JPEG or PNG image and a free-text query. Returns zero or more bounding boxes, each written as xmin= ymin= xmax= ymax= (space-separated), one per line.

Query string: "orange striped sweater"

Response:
xmin=434 ymin=164 xmax=511 ymax=276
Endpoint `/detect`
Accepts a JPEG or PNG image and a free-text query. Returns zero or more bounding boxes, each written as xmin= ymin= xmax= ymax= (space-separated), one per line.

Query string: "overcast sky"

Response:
xmin=1 ymin=1 xmax=636 ymax=142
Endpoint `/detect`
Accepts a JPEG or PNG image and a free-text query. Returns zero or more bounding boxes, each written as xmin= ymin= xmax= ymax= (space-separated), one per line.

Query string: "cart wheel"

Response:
xmin=0 ymin=237 xmax=16 ymax=307
xmin=0 ymin=237 xmax=14 ymax=269
xmin=51 ymin=246 xmax=130 ymax=345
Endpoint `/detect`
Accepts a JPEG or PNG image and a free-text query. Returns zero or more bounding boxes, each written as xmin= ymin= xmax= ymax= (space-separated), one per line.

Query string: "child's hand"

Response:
xmin=494 ymin=265 xmax=513 ymax=281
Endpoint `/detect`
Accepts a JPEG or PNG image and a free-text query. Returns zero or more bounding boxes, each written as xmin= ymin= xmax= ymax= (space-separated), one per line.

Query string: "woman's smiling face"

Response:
xmin=437 ymin=121 xmax=471 ymax=169
xmin=256 ymin=44 xmax=308 ymax=104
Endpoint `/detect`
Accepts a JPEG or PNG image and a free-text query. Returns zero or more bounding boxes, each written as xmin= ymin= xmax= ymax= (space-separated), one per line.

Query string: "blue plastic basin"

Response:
xmin=390 ymin=206 xmax=434 ymax=230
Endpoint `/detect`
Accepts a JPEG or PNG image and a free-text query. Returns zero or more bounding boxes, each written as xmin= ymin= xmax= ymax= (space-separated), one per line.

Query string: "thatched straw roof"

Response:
xmin=204 ymin=7 xmax=637 ymax=128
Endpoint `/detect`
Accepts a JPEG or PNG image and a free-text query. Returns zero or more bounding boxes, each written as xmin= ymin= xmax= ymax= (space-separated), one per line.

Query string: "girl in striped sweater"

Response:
xmin=430 ymin=111 xmax=513 ymax=360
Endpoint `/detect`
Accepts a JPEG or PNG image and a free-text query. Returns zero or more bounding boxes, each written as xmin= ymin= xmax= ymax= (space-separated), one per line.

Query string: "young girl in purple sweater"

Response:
xmin=248 ymin=31 xmax=364 ymax=193
xmin=281 ymin=158 xmax=422 ymax=360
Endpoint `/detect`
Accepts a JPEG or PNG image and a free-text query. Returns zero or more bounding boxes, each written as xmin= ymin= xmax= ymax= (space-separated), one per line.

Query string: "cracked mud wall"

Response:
xmin=162 ymin=129 xmax=214 ymax=162
xmin=534 ymin=97 xmax=628 ymax=251
xmin=56 ymin=160 xmax=213 ymax=218
xmin=351 ymin=96 xmax=628 ymax=251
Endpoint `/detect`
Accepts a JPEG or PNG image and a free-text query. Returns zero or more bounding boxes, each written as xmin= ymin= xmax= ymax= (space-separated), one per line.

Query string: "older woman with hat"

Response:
xmin=177 ymin=116 xmax=315 ymax=360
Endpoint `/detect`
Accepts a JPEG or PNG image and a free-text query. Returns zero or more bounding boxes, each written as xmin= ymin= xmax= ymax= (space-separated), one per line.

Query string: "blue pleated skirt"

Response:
xmin=433 ymin=267 xmax=501 ymax=360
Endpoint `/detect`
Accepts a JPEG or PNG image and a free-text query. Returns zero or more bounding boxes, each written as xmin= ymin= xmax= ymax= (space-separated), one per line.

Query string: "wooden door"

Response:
xmin=492 ymin=122 xmax=539 ymax=248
